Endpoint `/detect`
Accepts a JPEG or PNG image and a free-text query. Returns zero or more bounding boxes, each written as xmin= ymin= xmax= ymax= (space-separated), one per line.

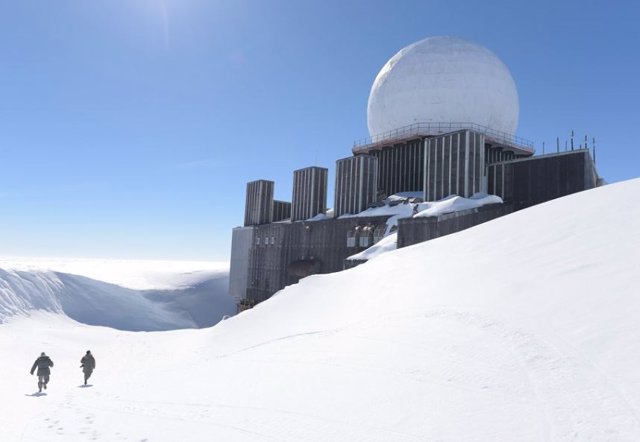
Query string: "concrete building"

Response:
xmin=488 ymin=149 xmax=599 ymax=206
xmin=234 ymin=216 xmax=390 ymax=308
xmin=229 ymin=36 xmax=602 ymax=311
xmin=272 ymin=200 xmax=291 ymax=223
xmin=367 ymin=139 xmax=423 ymax=197
xmin=334 ymin=155 xmax=378 ymax=217
xmin=291 ymin=166 xmax=328 ymax=222
xmin=244 ymin=180 xmax=274 ymax=227
xmin=232 ymin=138 xmax=599 ymax=311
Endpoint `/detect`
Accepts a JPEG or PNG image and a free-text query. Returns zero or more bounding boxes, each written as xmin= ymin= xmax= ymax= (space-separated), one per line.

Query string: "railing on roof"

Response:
xmin=353 ymin=122 xmax=535 ymax=154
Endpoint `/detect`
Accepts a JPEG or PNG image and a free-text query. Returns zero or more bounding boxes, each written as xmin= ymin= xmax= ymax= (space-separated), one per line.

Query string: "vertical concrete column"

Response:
xmin=244 ymin=179 xmax=274 ymax=226
xmin=334 ymin=155 xmax=378 ymax=217
xmin=291 ymin=166 xmax=328 ymax=221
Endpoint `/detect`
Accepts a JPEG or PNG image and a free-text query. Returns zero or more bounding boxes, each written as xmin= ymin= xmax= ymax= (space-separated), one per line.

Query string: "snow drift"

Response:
xmin=346 ymin=193 xmax=504 ymax=261
xmin=0 ymin=260 xmax=235 ymax=330
xmin=1 ymin=179 xmax=640 ymax=441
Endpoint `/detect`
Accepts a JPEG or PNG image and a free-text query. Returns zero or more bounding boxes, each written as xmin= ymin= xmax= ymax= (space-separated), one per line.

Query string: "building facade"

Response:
xmin=244 ymin=180 xmax=274 ymax=226
xmin=291 ymin=166 xmax=328 ymax=222
xmin=230 ymin=129 xmax=599 ymax=312
xmin=334 ymin=155 xmax=378 ymax=217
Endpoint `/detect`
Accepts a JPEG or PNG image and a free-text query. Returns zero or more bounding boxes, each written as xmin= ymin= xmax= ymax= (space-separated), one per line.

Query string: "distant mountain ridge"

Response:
xmin=0 ymin=264 xmax=234 ymax=331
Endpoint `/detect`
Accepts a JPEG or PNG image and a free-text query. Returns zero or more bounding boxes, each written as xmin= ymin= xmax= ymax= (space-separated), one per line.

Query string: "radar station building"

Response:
xmin=229 ymin=36 xmax=601 ymax=311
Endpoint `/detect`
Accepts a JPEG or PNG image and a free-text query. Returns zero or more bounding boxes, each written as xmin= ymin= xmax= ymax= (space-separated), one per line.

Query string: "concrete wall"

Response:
xmin=424 ymin=130 xmax=486 ymax=201
xmin=291 ymin=166 xmax=328 ymax=221
xmin=334 ymin=155 xmax=379 ymax=217
xmin=233 ymin=138 xmax=601 ymax=310
xmin=244 ymin=180 xmax=274 ymax=226
xmin=369 ymin=138 xmax=424 ymax=197
xmin=488 ymin=149 xmax=597 ymax=207
xmin=397 ymin=203 xmax=515 ymax=248
xmin=401 ymin=150 xmax=599 ymax=249
xmin=272 ymin=200 xmax=291 ymax=222
xmin=486 ymin=146 xmax=518 ymax=164
xmin=228 ymin=226 xmax=254 ymax=301
xmin=244 ymin=216 xmax=390 ymax=303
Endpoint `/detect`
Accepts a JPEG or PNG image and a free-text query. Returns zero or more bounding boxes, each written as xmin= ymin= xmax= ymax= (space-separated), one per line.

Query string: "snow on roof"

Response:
xmin=414 ymin=193 xmax=503 ymax=218
xmin=345 ymin=193 xmax=503 ymax=261
xmin=338 ymin=198 xmax=415 ymax=219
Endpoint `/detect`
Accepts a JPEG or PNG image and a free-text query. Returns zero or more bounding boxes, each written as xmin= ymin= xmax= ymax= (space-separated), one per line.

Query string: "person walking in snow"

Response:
xmin=30 ymin=352 xmax=54 ymax=392
xmin=80 ymin=350 xmax=96 ymax=385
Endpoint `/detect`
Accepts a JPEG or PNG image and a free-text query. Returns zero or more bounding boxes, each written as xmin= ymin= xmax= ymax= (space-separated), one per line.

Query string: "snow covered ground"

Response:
xmin=2 ymin=179 xmax=640 ymax=441
xmin=0 ymin=257 xmax=227 ymax=290
xmin=0 ymin=259 xmax=234 ymax=330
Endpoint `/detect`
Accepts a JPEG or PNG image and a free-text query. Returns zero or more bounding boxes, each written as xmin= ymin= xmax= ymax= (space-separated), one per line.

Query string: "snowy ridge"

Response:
xmin=0 ymin=261 xmax=235 ymax=331
xmin=208 ymin=179 xmax=640 ymax=440
xmin=0 ymin=257 xmax=228 ymax=290
xmin=0 ymin=269 xmax=65 ymax=318
xmin=1 ymin=179 xmax=640 ymax=441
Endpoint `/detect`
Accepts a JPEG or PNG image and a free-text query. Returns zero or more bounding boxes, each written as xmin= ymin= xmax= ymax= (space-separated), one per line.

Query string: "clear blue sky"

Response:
xmin=0 ymin=0 xmax=638 ymax=261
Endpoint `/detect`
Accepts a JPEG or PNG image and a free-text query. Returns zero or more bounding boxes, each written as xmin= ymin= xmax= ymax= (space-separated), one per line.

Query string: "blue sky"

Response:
xmin=0 ymin=0 xmax=638 ymax=261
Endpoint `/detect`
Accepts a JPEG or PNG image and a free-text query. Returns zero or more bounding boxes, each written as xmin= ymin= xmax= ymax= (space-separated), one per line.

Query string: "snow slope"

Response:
xmin=346 ymin=231 xmax=399 ymax=261
xmin=0 ymin=260 xmax=235 ymax=330
xmin=2 ymin=179 xmax=640 ymax=441
xmin=0 ymin=257 xmax=226 ymax=290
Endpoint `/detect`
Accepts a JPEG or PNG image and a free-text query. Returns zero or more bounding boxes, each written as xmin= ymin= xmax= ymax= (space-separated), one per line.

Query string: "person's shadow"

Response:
xmin=25 ymin=392 xmax=47 ymax=397
xmin=78 ymin=384 xmax=93 ymax=388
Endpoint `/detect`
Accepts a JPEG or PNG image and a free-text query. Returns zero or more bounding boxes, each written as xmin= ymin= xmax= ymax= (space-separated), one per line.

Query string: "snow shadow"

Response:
xmin=56 ymin=272 xmax=236 ymax=331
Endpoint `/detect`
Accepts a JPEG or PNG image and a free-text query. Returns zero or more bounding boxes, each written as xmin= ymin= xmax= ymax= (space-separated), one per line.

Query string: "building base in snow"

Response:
xmin=229 ymin=128 xmax=600 ymax=312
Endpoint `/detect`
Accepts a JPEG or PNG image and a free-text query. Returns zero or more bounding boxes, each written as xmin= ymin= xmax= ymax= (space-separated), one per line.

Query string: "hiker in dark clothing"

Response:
xmin=30 ymin=352 xmax=54 ymax=392
xmin=80 ymin=350 xmax=96 ymax=385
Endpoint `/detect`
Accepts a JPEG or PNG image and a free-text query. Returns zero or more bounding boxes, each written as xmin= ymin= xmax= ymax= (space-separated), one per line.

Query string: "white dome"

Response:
xmin=367 ymin=36 xmax=519 ymax=138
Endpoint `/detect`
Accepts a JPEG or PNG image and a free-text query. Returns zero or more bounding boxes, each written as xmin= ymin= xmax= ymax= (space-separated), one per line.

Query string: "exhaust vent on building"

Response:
xmin=334 ymin=155 xmax=378 ymax=217
xmin=244 ymin=180 xmax=274 ymax=226
xmin=291 ymin=166 xmax=328 ymax=222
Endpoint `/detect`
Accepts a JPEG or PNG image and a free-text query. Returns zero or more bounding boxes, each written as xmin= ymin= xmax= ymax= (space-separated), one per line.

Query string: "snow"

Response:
xmin=339 ymin=192 xmax=501 ymax=221
xmin=0 ymin=259 xmax=235 ymax=331
xmin=345 ymin=193 xmax=503 ymax=261
xmin=338 ymin=199 xmax=414 ymax=219
xmin=2 ymin=178 xmax=640 ymax=441
xmin=387 ymin=191 xmax=423 ymax=200
xmin=346 ymin=231 xmax=398 ymax=261
xmin=413 ymin=193 xmax=503 ymax=218
xmin=306 ymin=213 xmax=330 ymax=221
xmin=0 ymin=257 xmax=228 ymax=290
